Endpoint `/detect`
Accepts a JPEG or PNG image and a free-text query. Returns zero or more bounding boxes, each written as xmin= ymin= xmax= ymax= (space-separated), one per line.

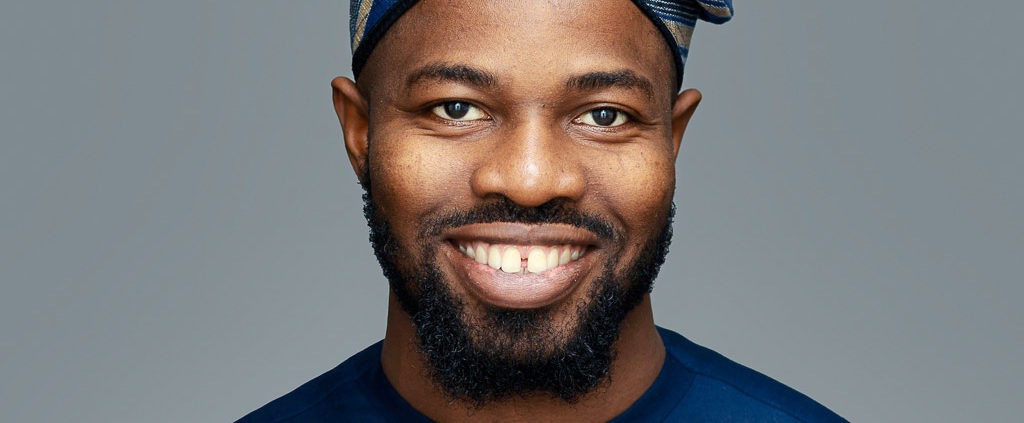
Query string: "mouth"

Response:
xmin=442 ymin=223 xmax=602 ymax=309
xmin=455 ymin=242 xmax=585 ymax=274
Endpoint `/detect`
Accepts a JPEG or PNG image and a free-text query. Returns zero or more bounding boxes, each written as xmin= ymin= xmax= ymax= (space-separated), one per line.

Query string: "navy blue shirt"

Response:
xmin=238 ymin=327 xmax=845 ymax=422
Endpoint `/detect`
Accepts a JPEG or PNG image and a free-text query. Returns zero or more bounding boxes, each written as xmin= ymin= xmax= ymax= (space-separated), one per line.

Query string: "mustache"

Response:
xmin=421 ymin=197 xmax=615 ymax=241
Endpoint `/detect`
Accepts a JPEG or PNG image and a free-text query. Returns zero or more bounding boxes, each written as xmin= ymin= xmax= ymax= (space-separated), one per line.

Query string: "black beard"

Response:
xmin=362 ymin=184 xmax=674 ymax=405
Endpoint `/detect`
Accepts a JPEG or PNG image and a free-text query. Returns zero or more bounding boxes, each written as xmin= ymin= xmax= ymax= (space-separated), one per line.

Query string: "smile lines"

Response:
xmin=456 ymin=242 xmax=584 ymax=274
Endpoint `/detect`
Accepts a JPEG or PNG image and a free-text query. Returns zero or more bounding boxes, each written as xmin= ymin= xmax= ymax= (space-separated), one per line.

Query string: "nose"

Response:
xmin=471 ymin=117 xmax=585 ymax=207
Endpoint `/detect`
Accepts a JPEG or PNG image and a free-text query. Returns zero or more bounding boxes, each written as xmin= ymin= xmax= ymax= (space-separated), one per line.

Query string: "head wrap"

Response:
xmin=349 ymin=0 xmax=733 ymax=87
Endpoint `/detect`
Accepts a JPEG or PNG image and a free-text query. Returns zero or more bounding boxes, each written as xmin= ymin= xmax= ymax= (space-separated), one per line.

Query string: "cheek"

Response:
xmin=590 ymin=147 xmax=676 ymax=231
xmin=368 ymin=132 xmax=471 ymax=226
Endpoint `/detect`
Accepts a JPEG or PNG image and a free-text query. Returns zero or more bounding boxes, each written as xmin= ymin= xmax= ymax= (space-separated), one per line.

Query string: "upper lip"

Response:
xmin=444 ymin=223 xmax=603 ymax=247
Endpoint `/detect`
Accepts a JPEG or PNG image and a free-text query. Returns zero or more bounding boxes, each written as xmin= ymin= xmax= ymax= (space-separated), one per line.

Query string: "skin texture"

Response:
xmin=332 ymin=0 xmax=702 ymax=420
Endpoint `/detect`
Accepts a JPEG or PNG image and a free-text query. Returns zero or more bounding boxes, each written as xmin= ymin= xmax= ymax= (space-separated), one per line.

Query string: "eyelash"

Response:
xmin=574 ymin=107 xmax=632 ymax=128
xmin=429 ymin=101 xmax=489 ymax=123
xmin=426 ymin=101 xmax=635 ymax=129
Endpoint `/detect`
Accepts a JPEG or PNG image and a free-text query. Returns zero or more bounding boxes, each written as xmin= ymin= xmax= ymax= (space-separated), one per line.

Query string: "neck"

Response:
xmin=380 ymin=293 xmax=664 ymax=422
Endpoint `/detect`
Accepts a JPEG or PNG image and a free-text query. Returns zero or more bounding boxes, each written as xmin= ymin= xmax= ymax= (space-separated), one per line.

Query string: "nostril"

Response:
xmin=469 ymin=128 xmax=586 ymax=206
xmin=470 ymin=166 xmax=585 ymax=208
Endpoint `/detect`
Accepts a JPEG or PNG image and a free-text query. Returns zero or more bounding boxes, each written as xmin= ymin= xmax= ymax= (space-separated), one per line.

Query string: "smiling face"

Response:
xmin=334 ymin=0 xmax=700 ymax=404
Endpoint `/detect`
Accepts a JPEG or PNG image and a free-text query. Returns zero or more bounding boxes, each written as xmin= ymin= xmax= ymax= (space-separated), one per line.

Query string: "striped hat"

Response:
xmin=349 ymin=0 xmax=733 ymax=87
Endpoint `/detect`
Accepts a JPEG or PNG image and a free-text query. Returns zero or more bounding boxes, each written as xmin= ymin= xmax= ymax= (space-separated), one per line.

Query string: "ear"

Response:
xmin=332 ymin=77 xmax=371 ymax=183
xmin=670 ymin=88 xmax=702 ymax=160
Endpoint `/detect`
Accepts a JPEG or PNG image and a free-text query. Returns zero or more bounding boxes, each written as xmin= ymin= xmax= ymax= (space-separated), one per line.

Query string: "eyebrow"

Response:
xmin=565 ymin=70 xmax=655 ymax=100
xmin=405 ymin=63 xmax=496 ymax=89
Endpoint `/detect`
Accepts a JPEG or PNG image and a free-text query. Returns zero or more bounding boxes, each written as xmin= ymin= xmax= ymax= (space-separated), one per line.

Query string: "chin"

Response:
xmin=363 ymin=184 xmax=674 ymax=403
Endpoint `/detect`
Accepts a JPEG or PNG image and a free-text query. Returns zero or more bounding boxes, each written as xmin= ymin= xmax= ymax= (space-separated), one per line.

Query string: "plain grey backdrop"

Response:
xmin=2 ymin=1 xmax=1020 ymax=421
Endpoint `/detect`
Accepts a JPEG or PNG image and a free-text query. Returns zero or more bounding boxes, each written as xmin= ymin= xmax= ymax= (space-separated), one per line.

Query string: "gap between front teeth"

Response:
xmin=456 ymin=242 xmax=584 ymax=274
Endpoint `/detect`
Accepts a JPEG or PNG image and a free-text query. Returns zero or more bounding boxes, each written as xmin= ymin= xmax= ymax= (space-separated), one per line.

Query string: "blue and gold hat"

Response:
xmin=349 ymin=0 xmax=733 ymax=87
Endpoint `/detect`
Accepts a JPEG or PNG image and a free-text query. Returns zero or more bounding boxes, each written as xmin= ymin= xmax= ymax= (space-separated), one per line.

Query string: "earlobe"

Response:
xmin=670 ymin=89 xmax=702 ymax=160
xmin=332 ymin=77 xmax=371 ymax=183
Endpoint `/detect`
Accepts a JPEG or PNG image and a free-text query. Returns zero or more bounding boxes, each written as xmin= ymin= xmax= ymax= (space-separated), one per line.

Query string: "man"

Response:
xmin=241 ymin=0 xmax=845 ymax=421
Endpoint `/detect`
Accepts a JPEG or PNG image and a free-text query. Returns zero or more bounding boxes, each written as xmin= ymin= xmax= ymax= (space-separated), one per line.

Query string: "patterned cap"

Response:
xmin=349 ymin=0 xmax=733 ymax=87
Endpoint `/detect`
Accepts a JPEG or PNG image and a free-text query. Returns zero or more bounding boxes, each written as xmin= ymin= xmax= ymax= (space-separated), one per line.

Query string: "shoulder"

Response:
xmin=657 ymin=327 xmax=847 ymax=422
xmin=235 ymin=342 xmax=427 ymax=423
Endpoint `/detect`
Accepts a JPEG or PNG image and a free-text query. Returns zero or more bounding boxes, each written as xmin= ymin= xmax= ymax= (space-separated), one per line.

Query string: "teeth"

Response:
xmin=474 ymin=245 xmax=487 ymax=264
xmin=545 ymin=249 xmax=559 ymax=271
xmin=559 ymin=248 xmax=571 ymax=265
xmin=527 ymin=248 xmax=547 ymax=273
xmin=456 ymin=242 xmax=586 ymax=274
xmin=501 ymin=248 xmax=521 ymax=273
xmin=487 ymin=245 xmax=502 ymax=270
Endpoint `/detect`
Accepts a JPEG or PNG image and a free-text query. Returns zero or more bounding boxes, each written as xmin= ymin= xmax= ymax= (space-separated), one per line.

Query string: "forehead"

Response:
xmin=359 ymin=0 xmax=675 ymax=96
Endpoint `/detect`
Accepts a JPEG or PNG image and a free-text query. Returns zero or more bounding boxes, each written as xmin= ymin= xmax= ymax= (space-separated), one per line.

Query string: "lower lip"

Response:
xmin=445 ymin=244 xmax=592 ymax=309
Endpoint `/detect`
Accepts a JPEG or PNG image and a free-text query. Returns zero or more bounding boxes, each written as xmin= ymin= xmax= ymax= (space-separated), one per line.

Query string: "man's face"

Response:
xmin=345 ymin=0 xmax=693 ymax=404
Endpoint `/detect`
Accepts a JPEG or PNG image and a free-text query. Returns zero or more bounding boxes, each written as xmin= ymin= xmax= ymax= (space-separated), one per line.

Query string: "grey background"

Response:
xmin=1 ymin=0 xmax=1020 ymax=421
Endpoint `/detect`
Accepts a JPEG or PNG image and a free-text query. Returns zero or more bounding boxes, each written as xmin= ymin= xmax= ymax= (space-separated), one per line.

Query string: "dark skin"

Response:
xmin=332 ymin=0 xmax=702 ymax=420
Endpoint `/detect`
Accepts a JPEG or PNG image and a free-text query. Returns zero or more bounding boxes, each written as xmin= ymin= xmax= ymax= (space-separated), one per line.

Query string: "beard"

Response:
xmin=362 ymin=183 xmax=674 ymax=405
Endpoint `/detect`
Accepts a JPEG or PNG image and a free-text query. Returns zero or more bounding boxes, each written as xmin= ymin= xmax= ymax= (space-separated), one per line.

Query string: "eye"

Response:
xmin=431 ymin=101 xmax=488 ymax=121
xmin=576 ymin=107 xmax=629 ymax=127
